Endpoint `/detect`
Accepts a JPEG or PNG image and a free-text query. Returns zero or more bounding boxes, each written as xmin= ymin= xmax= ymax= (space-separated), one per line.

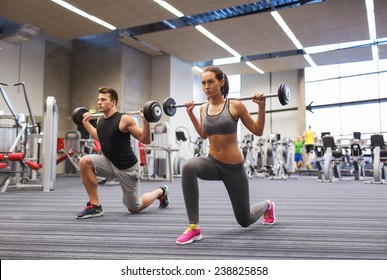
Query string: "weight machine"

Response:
xmin=368 ymin=134 xmax=387 ymax=184
xmin=0 ymin=92 xmax=58 ymax=192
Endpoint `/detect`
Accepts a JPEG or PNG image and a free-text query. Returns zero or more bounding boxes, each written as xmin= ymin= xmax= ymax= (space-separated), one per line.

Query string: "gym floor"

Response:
xmin=0 ymin=174 xmax=386 ymax=260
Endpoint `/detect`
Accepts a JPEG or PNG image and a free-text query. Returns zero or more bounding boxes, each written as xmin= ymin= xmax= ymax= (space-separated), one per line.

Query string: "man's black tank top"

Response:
xmin=97 ymin=112 xmax=138 ymax=169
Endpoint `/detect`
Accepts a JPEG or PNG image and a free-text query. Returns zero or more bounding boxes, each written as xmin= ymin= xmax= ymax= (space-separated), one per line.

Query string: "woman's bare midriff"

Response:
xmin=208 ymin=134 xmax=244 ymax=164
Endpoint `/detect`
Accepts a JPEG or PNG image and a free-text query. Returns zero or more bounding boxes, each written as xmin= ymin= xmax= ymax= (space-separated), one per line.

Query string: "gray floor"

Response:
xmin=0 ymin=174 xmax=386 ymax=260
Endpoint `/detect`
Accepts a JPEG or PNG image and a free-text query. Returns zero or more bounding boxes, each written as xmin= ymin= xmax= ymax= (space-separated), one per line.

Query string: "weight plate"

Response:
xmin=72 ymin=107 xmax=89 ymax=125
xmin=142 ymin=101 xmax=162 ymax=122
xmin=143 ymin=101 xmax=152 ymax=122
xmin=163 ymin=97 xmax=177 ymax=116
xmin=278 ymin=83 xmax=290 ymax=106
xmin=150 ymin=101 xmax=162 ymax=122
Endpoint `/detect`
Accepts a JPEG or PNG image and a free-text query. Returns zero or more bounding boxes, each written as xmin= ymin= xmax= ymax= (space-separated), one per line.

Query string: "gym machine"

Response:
xmin=319 ymin=136 xmax=341 ymax=182
xmin=271 ymin=137 xmax=294 ymax=180
xmin=241 ymin=134 xmax=259 ymax=179
xmin=350 ymin=138 xmax=366 ymax=180
xmin=368 ymin=134 xmax=387 ymax=184
xmin=173 ymin=126 xmax=195 ymax=176
xmin=0 ymin=95 xmax=58 ymax=192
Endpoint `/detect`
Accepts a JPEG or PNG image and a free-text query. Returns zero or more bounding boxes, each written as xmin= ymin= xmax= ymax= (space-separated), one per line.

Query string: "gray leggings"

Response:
xmin=182 ymin=155 xmax=269 ymax=227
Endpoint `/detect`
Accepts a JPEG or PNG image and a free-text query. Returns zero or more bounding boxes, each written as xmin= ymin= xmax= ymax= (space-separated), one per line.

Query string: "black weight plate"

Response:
xmin=149 ymin=101 xmax=162 ymax=122
xmin=278 ymin=83 xmax=290 ymax=106
xmin=72 ymin=107 xmax=89 ymax=125
xmin=142 ymin=101 xmax=162 ymax=122
xmin=163 ymin=97 xmax=177 ymax=116
xmin=143 ymin=102 xmax=152 ymax=122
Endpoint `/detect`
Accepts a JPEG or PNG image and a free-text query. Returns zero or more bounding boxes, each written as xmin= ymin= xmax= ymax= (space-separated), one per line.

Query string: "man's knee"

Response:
xmin=79 ymin=156 xmax=93 ymax=170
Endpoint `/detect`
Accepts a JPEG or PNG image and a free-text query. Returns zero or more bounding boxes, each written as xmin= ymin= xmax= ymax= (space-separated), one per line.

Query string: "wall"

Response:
xmin=44 ymin=41 xmax=72 ymax=137
xmin=71 ymin=33 xmax=122 ymax=117
xmin=0 ymin=38 xmax=45 ymax=118
xmin=241 ymin=70 xmax=300 ymax=141
xmin=0 ymin=33 xmax=72 ymax=138
xmin=169 ymin=56 xmax=195 ymax=145
xmin=121 ymin=44 xmax=152 ymax=111
xmin=151 ymin=55 xmax=171 ymax=123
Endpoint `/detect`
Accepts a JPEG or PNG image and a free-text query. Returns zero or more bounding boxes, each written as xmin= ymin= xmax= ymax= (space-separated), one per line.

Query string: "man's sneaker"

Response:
xmin=158 ymin=185 xmax=169 ymax=209
xmin=176 ymin=225 xmax=203 ymax=245
xmin=76 ymin=202 xmax=104 ymax=219
xmin=262 ymin=200 xmax=276 ymax=225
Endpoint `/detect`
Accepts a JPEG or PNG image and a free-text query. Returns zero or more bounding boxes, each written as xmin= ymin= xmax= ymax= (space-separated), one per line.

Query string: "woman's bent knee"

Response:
xmin=128 ymin=207 xmax=140 ymax=214
xmin=236 ymin=218 xmax=251 ymax=228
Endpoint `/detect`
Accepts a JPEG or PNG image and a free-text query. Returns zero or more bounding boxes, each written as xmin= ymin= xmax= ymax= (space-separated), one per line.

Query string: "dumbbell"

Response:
xmin=163 ymin=83 xmax=290 ymax=117
xmin=72 ymin=100 xmax=162 ymax=125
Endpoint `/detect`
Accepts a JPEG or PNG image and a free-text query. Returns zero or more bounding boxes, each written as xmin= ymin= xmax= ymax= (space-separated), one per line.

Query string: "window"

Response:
xmin=227 ymin=74 xmax=241 ymax=98
xmin=305 ymin=59 xmax=387 ymax=138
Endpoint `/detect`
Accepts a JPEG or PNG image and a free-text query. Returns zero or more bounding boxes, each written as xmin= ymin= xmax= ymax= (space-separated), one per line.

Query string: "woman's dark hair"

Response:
xmin=98 ymin=87 xmax=118 ymax=104
xmin=203 ymin=66 xmax=229 ymax=98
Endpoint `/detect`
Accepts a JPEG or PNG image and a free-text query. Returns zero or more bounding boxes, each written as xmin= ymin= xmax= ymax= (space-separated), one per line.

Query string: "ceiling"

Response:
xmin=1 ymin=0 xmax=386 ymax=75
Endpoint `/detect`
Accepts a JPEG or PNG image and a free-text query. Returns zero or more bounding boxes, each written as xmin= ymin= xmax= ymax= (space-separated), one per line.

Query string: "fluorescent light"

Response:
xmin=303 ymin=54 xmax=317 ymax=67
xmin=304 ymin=43 xmax=339 ymax=54
xmin=366 ymin=10 xmax=377 ymax=40
xmin=377 ymin=37 xmax=387 ymax=44
xmin=213 ymin=56 xmax=241 ymax=65
xmin=371 ymin=45 xmax=379 ymax=60
xmin=271 ymin=11 xmax=303 ymax=50
xmin=365 ymin=0 xmax=378 ymax=60
xmin=245 ymin=61 xmax=265 ymax=74
xmin=339 ymin=39 xmax=373 ymax=48
xmin=195 ymin=25 xmax=242 ymax=58
xmin=304 ymin=39 xmax=373 ymax=54
xmin=271 ymin=10 xmax=317 ymax=67
xmin=365 ymin=0 xmax=376 ymax=39
xmin=153 ymin=0 xmax=184 ymax=17
xmin=192 ymin=66 xmax=204 ymax=75
xmin=155 ymin=1 xmax=265 ymax=73
xmin=51 ymin=0 xmax=116 ymax=30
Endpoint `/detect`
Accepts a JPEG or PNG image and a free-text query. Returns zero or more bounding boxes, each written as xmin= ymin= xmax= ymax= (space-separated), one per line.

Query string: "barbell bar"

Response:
xmin=163 ymin=82 xmax=290 ymax=117
xmin=72 ymin=100 xmax=162 ymax=125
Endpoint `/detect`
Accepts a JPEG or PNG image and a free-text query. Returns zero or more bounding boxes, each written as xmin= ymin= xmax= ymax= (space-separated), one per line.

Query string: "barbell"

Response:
xmin=72 ymin=100 xmax=162 ymax=125
xmin=163 ymin=82 xmax=290 ymax=117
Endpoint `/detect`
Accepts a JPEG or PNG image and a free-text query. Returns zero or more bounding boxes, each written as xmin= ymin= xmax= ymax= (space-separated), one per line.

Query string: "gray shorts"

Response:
xmin=86 ymin=154 xmax=141 ymax=210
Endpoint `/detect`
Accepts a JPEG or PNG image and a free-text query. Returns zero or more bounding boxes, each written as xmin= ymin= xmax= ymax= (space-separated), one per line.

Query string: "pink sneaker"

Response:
xmin=262 ymin=200 xmax=276 ymax=225
xmin=176 ymin=225 xmax=203 ymax=245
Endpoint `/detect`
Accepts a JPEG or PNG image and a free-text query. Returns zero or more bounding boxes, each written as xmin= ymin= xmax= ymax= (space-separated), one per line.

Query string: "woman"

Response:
xmin=176 ymin=66 xmax=275 ymax=245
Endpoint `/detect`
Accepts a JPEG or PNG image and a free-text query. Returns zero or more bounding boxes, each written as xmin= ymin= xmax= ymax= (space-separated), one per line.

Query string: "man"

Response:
xmin=292 ymin=135 xmax=305 ymax=172
xmin=303 ymin=125 xmax=317 ymax=170
xmin=76 ymin=87 xmax=168 ymax=219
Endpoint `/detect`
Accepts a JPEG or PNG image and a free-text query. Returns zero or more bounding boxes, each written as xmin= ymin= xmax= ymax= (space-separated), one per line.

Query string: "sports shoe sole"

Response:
xmin=75 ymin=211 xmax=104 ymax=219
xmin=176 ymin=234 xmax=203 ymax=245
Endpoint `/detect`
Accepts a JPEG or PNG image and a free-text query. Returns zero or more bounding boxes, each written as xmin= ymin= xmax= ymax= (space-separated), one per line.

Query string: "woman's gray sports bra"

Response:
xmin=202 ymin=99 xmax=238 ymax=136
